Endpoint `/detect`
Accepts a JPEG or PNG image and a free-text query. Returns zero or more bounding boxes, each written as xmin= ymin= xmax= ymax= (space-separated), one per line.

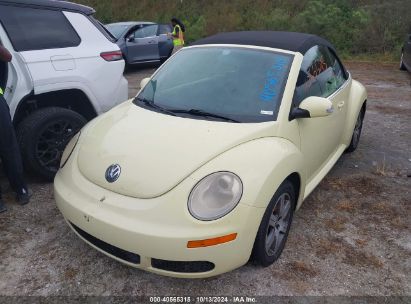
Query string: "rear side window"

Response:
xmin=92 ymin=17 xmax=116 ymax=42
xmin=0 ymin=5 xmax=81 ymax=52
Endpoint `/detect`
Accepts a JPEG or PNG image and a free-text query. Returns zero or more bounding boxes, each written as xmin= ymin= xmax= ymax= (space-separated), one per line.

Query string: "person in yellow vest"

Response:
xmin=0 ymin=44 xmax=31 ymax=213
xmin=170 ymin=17 xmax=185 ymax=54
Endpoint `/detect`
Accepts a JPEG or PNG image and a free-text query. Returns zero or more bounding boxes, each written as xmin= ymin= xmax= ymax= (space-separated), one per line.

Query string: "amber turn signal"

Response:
xmin=187 ymin=233 xmax=237 ymax=248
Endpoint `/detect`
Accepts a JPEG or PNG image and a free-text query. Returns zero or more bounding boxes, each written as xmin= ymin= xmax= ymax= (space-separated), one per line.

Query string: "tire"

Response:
xmin=251 ymin=180 xmax=296 ymax=267
xmin=400 ymin=51 xmax=407 ymax=71
xmin=17 ymin=107 xmax=87 ymax=181
xmin=124 ymin=59 xmax=134 ymax=73
xmin=345 ymin=107 xmax=365 ymax=153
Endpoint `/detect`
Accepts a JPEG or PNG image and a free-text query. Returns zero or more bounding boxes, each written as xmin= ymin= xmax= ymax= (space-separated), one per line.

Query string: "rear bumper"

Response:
xmin=54 ymin=155 xmax=264 ymax=278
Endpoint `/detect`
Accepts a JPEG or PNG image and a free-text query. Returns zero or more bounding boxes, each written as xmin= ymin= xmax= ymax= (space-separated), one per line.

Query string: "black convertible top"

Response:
xmin=0 ymin=0 xmax=95 ymax=15
xmin=192 ymin=31 xmax=335 ymax=54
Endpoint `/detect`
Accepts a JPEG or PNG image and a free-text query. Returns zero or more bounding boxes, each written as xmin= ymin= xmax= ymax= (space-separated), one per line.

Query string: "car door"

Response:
xmin=157 ymin=24 xmax=174 ymax=59
xmin=294 ymin=45 xmax=349 ymax=183
xmin=0 ymin=24 xmax=33 ymax=119
xmin=126 ymin=24 xmax=159 ymax=63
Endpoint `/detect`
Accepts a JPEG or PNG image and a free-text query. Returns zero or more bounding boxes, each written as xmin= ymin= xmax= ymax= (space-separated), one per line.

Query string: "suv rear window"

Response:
xmin=91 ymin=17 xmax=116 ymax=42
xmin=0 ymin=5 xmax=81 ymax=52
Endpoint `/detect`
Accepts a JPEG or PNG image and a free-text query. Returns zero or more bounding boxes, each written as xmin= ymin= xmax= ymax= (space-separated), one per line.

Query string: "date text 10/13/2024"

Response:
xmin=149 ymin=296 xmax=257 ymax=303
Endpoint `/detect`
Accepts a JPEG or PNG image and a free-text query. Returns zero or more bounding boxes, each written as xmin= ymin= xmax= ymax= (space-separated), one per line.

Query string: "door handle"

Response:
xmin=148 ymin=40 xmax=156 ymax=44
xmin=337 ymin=101 xmax=345 ymax=109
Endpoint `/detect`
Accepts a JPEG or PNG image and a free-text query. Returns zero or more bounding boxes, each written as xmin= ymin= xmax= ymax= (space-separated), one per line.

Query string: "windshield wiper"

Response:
xmin=136 ymin=97 xmax=176 ymax=116
xmin=170 ymin=109 xmax=240 ymax=123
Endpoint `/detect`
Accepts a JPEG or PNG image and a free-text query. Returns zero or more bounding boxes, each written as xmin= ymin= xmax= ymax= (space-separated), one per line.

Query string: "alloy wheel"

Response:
xmin=265 ymin=193 xmax=292 ymax=256
xmin=35 ymin=119 xmax=82 ymax=173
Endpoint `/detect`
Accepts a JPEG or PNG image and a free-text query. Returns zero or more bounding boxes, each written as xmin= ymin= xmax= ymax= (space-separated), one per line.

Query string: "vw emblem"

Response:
xmin=105 ymin=164 xmax=121 ymax=183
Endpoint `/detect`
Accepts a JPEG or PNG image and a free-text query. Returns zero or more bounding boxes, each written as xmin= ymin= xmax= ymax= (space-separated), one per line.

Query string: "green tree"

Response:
xmin=73 ymin=0 xmax=410 ymax=59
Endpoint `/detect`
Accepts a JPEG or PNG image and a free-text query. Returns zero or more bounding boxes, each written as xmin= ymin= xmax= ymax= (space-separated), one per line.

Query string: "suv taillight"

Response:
xmin=100 ymin=51 xmax=123 ymax=62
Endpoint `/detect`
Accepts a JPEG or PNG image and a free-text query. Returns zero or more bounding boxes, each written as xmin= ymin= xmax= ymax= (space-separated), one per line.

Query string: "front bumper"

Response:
xmin=54 ymin=156 xmax=265 ymax=278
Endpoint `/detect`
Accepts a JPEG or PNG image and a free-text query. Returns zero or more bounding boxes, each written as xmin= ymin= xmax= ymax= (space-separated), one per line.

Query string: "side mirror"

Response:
xmin=127 ymin=36 xmax=135 ymax=43
xmin=290 ymin=96 xmax=334 ymax=120
xmin=140 ymin=77 xmax=150 ymax=89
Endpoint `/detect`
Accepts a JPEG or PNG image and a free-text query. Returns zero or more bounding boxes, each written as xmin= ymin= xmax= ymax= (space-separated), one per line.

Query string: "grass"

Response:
xmin=315 ymin=237 xmax=384 ymax=269
xmin=343 ymin=248 xmax=384 ymax=269
xmin=64 ymin=268 xmax=78 ymax=280
xmin=325 ymin=216 xmax=348 ymax=232
xmin=324 ymin=174 xmax=383 ymax=196
xmin=375 ymin=155 xmax=387 ymax=176
xmin=336 ymin=200 xmax=356 ymax=212
xmin=288 ymin=261 xmax=319 ymax=277
xmin=355 ymin=239 xmax=367 ymax=247
xmin=343 ymin=52 xmax=400 ymax=64
xmin=372 ymin=157 xmax=404 ymax=178
xmin=373 ymin=201 xmax=397 ymax=216
xmin=390 ymin=216 xmax=409 ymax=229
xmin=316 ymin=238 xmax=344 ymax=256
xmin=374 ymin=105 xmax=411 ymax=117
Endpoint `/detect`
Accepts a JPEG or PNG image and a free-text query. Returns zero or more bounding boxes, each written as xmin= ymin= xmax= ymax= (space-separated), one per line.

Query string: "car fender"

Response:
xmin=33 ymin=81 xmax=102 ymax=114
xmin=342 ymin=79 xmax=367 ymax=145
xmin=187 ymin=137 xmax=306 ymax=210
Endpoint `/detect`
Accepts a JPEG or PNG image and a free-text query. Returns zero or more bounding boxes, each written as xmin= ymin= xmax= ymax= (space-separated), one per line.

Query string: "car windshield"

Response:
xmin=134 ymin=47 xmax=293 ymax=123
xmin=105 ymin=24 xmax=130 ymax=39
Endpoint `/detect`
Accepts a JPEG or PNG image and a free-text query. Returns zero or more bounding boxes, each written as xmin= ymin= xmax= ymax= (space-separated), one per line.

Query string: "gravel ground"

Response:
xmin=0 ymin=61 xmax=410 ymax=297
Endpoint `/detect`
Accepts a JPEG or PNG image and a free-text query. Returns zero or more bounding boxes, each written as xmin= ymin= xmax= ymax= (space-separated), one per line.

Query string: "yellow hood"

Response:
xmin=77 ymin=101 xmax=278 ymax=198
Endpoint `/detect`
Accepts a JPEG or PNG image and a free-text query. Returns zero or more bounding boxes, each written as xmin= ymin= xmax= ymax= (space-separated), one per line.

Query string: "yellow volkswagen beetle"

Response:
xmin=54 ymin=31 xmax=367 ymax=278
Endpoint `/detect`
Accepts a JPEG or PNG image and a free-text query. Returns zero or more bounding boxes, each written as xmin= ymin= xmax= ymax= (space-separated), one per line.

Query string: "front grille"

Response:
xmin=70 ymin=222 xmax=140 ymax=264
xmin=151 ymin=259 xmax=215 ymax=273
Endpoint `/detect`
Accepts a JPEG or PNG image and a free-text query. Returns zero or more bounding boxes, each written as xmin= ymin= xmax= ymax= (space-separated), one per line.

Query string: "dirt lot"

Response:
xmin=0 ymin=62 xmax=410 ymax=298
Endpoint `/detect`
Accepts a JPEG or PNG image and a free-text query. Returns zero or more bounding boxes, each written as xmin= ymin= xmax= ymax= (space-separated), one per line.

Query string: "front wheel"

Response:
xmin=251 ymin=180 xmax=296 ymax=266
xmin=17 ymin=107 xmax=87 ymax=181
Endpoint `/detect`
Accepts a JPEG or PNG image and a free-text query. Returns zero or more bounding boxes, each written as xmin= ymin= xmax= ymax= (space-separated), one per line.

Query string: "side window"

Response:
xmin=158 ymin=24 xmax=172 ymax=35
xmin=134 ymin=25 xmax=158 ymax=39
xmin=321 ymin=47 xmax=348 ymax=95
xmin=293 ymin=46 xmax=324 ymax=106
xmin=144 ymin=25 xmax=158 ymax=37
xmin=133 ymin=27 xmax=146 ymax=39
xmin=293 ymin=45 xmax=347 ymax=107
xmin=0 ymin=6 xmax=81 ymax=52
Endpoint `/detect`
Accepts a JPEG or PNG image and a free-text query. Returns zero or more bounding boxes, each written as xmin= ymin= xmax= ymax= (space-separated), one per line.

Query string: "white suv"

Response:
xmin=0 ymin=0 xmax=128 ymax=180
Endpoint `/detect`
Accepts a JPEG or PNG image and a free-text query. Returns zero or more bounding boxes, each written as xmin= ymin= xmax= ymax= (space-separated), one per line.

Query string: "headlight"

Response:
xmin=60 ymin=132 xmax=80 ymax=168
xmin=188 ymin=172 xmax=243 ymax=221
